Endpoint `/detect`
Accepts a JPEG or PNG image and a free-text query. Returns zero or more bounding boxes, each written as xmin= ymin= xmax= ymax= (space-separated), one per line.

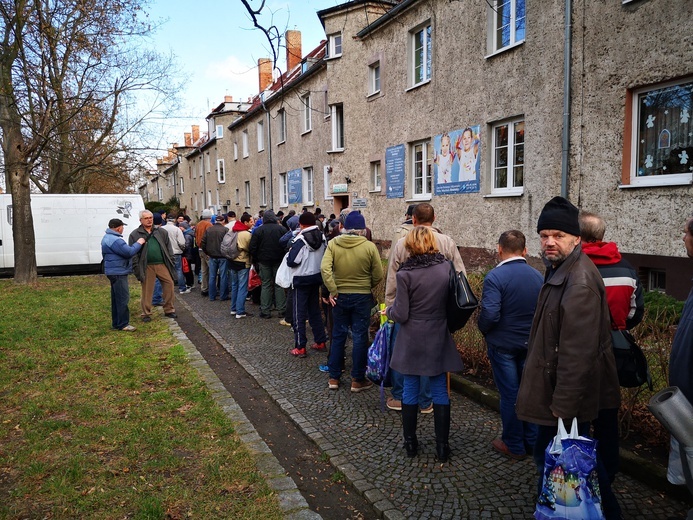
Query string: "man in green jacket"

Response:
xmin=321 ymin=212 xmax=383 ymax=392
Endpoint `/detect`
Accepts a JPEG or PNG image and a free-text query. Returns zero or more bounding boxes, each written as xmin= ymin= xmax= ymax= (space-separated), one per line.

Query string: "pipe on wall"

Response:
xmin=561 ymin=0 xmax=573 ymax=199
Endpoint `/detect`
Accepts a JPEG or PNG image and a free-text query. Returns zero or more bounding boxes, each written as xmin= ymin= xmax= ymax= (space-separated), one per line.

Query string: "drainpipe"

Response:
xmin=260 ymin=93 xmax=274 ymax=210
xmin=561 ymin=0 xmax=573 ymax=199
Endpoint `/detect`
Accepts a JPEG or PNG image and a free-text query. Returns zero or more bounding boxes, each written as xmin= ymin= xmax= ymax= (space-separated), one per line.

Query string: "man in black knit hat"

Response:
xmin=516 ymin=196 xmax=622 ymax=519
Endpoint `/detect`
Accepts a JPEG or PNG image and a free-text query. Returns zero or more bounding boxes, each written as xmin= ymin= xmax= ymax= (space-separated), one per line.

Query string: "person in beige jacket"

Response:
xmin=228 ymin=213 xmax=254 ymax=318
xmin=385 ymin=203 xmax=466 ymax=412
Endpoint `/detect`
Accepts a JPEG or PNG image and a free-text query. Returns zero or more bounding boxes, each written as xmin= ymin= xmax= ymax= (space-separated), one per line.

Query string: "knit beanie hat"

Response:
xmin=153 ymin=213 xmax=163 ymax=226
xmin=344 ymin=212 xmax=366 ymax=230
xmin=299 ymin=212 xmax=316 ymax=226
xmin=537 ymin=196 xmax=580 ymax=236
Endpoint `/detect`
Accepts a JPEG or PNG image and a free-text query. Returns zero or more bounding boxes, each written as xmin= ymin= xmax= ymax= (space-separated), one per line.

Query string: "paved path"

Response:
xmin=177 ymin=293 xmax=691 ymax=519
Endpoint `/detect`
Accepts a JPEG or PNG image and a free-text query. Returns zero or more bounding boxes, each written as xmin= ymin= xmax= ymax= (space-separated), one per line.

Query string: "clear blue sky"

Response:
xmin=145 ymin=0 xmax=338 ymax=153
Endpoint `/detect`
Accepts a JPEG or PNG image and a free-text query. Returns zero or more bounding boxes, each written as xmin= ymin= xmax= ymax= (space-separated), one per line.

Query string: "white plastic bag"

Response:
xmin=275 ymin=251 xmax=293 ymax=289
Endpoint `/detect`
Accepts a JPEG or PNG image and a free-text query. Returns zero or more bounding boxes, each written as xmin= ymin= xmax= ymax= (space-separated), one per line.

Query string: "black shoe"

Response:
xmin=259 ymin=313 xmax=271 ymax=319
xmin=164 ymin=312 xmax=178 ymax=318
xmin=201 ymin=291 xmax=209 ymax=297
xmin=142 ymin=316 xmax=152 ymax=323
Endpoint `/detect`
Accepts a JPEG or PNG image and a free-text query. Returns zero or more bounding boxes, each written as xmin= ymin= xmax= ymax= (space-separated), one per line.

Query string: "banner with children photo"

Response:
xmin=434 ymin=126 xmax=481 ymax=195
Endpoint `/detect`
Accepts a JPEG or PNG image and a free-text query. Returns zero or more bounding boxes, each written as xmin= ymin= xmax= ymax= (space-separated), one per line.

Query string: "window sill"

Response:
xmin=369 ymin=189 xmax=383 ymax=194
xmin=367 ymin=90 xmax=381 ymax=100
xmin=406 ymin=195 xmax=432 ymax=202
xmin=619 ymin=176 xmax=692 ymax=189
xmin=277 ymin=140 xmax=285 ymax=146
xmin=483 ymin=189 xmax=524 ymax=198
xmin=325 ymin=55 xmax=342 ymax=61
xmin=242 ymin=155 xmax=249 ymax=159
xmin=327 ymin=148 xmax=345 ymax=154
xmin=485 ymin=40 xmax=525 ymax=60
xmin=406 ymin=79 xmax=431 ymax=93
xmin=301 ymin=129 xmax=312 ymax=136
xmin=258 ymin=149 xmax=265 ymax=153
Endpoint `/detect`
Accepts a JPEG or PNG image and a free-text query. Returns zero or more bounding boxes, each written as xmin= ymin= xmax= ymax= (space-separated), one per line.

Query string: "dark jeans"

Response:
xmin=534 ymin=422 xmax=622 ymax=520
xmin=285 ymin=287 xmax=294 ymax=325
xmin=592 ymin=407 xmax=620 ymax=483
xmin=208 ymin=257 xmax=229 ymax=300
xmin=328 ymin=293 xmax=373 ymax=381
xmin=487 ymin=346 xmax=537 ymax=455
xmin=293 ymin=283 xmax=326 ymax=349
xmin=107 ymin=274 xmax=130 ymax=329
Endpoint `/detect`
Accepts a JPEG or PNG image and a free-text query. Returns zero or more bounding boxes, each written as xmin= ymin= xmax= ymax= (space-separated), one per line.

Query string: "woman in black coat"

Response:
xmin=385 ymin=226 xmax=463 ymax=462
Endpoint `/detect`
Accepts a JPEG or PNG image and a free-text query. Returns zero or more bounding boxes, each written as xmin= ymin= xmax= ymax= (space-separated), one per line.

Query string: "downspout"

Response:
xmin=561 ymin=0 xmax=573 ymax=199
xmin=260 ymin=93 xmax=274 ymax=211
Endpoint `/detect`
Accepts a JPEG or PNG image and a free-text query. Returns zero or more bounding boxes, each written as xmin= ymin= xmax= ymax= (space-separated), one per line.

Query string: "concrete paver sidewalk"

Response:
xmin=179 ymin=294 xmax=691 ymax=519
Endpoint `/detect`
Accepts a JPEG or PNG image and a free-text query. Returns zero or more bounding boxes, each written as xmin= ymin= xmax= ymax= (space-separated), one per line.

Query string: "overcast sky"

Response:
xmin=145 ymin=0 xmax=338 ymax=153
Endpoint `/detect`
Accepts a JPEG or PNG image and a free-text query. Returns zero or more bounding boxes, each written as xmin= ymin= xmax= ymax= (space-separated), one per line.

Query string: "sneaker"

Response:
xmin=278 ymin=319 xmax=291 ymax=326
xmin=311 ymin=342 xmax=327 ymax=352
xmin=201 ymin=291 xmax=209 ymax=297
xmin=230 ymin=311 xmax=236 ymax=315
xmin=164 ymin=312 xmax=178 ymax=318
xmin=236 ymin=313 xmax=253 ymax=319
xmin=386 ymin=397 xmax=402 ymax=411
xmin=121 ymin=325 xmax=137 ymax=332
xmin=328 ymin=378 xmax=339 ymax=390
xmin=142 ymin=316 xmax=152 ymax=323
xmin=420 ymin=403 xmax=434 ymax=414
xmin=318 ymin=364 xmax=330 ymax=373
xmin=179 ymin=288 xmax=191 ymax=294
xmin=290 ymin=347 xmax=307 ymax=358
xmin=186 ymin=285 xmax=193 ymax=290
xmin=350 ymin=379 xmax=374 ymax=393
xmin=491 ymin=438 xmax=527 ymax=460
xmin=259 ymin=313 xmax=272 ymax=319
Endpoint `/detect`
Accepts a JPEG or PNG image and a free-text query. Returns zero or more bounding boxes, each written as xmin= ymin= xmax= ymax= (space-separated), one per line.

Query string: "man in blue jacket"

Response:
xmin=101 ymin=218 xmax=146 ymax=331
xmin=478 ymin=230 xmax=543 ymax=459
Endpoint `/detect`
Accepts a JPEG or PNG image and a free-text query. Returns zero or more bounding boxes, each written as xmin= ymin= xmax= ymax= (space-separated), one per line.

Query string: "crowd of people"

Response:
xmin=100 ymin=197 xmax=693 ymax=520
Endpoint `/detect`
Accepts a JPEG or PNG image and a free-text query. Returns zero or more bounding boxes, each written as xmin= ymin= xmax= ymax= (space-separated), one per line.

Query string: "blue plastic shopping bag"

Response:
xmin=535 ymin=418 xmax=605 ymax=520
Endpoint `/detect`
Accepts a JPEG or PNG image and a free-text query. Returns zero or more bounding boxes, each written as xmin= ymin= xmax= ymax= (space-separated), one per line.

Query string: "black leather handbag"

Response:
xmin=446 ymin=261 xmax=479 ymax=333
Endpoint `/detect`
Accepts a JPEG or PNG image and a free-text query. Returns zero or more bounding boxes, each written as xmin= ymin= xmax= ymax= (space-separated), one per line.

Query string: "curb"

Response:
xmin=449 ymin=373 xmax=692 ymax=504
xmin=166 ymin=315 xmax=322 ymax=520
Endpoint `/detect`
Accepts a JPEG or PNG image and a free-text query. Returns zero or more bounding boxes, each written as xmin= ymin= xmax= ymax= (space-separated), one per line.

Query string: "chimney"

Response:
xmin=184 ymin=133 xmax=192 ymax=147
xmin=191 ymin=125 xmax=200 ymax=144
xmin=258 ymin=58 xmax=272 ymax=92
xmin=224 ymin=95 xmax=233 ymax=103
xmin=285 ymin=30 xmax=302 ymax=72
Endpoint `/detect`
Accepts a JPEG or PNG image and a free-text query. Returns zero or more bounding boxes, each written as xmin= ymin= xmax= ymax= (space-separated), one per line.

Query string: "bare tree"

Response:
xmin=0 ymin=0 xmax=180 ymax=283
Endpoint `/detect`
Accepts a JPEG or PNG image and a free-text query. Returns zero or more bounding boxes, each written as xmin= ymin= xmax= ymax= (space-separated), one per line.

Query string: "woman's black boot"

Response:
xmin=401 ymin=404 xmax=419 ymax=458
xmin=433 ymin=404 xmax=451 ymax=462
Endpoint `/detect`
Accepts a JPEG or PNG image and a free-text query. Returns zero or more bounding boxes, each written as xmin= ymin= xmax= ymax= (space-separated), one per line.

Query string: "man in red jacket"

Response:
xmin=580 ymin=211 xmax=645 ymax=489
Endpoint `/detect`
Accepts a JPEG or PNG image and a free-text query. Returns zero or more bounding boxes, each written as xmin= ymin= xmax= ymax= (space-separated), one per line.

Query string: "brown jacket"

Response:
xmin=516 ymin=245 xmax=620 ymax=426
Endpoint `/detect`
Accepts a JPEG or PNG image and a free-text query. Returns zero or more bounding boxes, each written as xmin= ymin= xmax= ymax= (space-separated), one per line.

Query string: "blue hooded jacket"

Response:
xmin=101 ymin=228 xmax=142 ymax=275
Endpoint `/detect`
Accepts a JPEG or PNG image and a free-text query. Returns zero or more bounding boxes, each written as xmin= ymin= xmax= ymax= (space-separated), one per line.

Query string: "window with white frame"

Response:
xmin=217 ymin=158 xmax=225 ymax=183
xmin=235 ymin=188 xmax=240 ymax=206
xmin=411 ymin=140 xmax=433 ymax=198
xmin=242 ymin=130 xmax=249 ymax=157
xmin=488 ymin=0 xmax=526 ymax=53
xmin=260 ymin=177 xmax=267 ymax=206
xmin=410 ymin=23 xmax=432 ymax=87
xmin=257 ymin=120 xmax=264 ymax=151
xmin=331 ymin=104 xmax=344 ymax=151
xmin=301 ymin=93 xmax=311 ymax=133
xmin=180 ymin=177 xmax=184 ymax=193
xmin=278 ymin=109 xmax=286 ymax=144
xmin=628 ymin=78 xmax=693 ymax=187
xmin=371 ymin=161 xmax=382 ymax=191
xmin=369 ymin=62 xmax=381 ymax=95
xmin=303 ymin=167 xmax=314 ymax=205
xmin=193 ymin=193 xmax=198 ymax=211
xmin=491 ymin=118 xmax=525 ymax=194
xmin=323 ymin=166 xmax=333 ymax=200
xmin=207 ymin=190 xmax=212 ymax=206
xmin=205 ymin=152 xmax=210 ymax=174
xmin=234 ymin=142 xmax=238 ymax=161
xmin=216 ymin=124 xmax=224 ymax=139
xmin=328 ymin=33 xmax=342 ymax=58
xmin=158 ymin=187 xmax=163 ymax=200
xmin=244 ymin=181 xmax=251 ymax=207
xmin=279 ymin=173 xmax=289 ymax=206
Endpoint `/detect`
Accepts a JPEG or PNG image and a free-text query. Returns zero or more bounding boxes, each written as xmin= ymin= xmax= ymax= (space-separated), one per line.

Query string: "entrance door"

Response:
xmin=332 ymin=195 xmax=349 ymax=215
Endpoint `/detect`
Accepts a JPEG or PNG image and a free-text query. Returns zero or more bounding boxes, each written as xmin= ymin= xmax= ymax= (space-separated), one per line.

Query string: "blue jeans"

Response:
xmin=208 ymin=257 xmax=229 ymax=301
xmin=174 ymin=254 xmax=186 ymax=292
xmin=328 ymin=293 xmax=373 ymax=381
xmin=107 ymin=274 xmax=130 ymax=329
xmin=487 ymin=346 xmax=537 ymax=455
xmin=390 ymin=323 xmax=432 ymax=407
xmin=152 ymin=278 xmax=163 ymax=305
xmin=403 ymin=373 xmax=448 ymax=405
xmin=229 ymin=267 xmax=250 ymax=315
xmin=293 ymin=283 xmax=326 ymax=349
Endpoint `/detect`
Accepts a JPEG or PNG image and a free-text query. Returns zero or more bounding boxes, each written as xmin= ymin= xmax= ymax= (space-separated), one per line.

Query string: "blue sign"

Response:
xmin=288 ymin=168 xmax=302 ymax=204
xmin=433 ymin=126 xmax=481 ymax=195
xmin=386 ymin=144 xmax=405 ymax=199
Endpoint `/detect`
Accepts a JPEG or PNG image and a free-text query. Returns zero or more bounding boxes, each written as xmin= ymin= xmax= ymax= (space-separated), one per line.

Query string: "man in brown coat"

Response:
xmin=516 ymin=196 xmax=621 ymax=519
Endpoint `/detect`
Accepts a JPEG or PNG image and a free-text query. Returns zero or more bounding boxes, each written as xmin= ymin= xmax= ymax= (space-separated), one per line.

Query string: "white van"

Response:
xmin=0 ymin=193 xmax=146 ymax=276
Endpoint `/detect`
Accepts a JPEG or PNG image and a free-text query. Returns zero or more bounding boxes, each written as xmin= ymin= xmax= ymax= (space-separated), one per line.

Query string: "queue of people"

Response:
xmin=101 ymin=196 xmax=693 ymax=520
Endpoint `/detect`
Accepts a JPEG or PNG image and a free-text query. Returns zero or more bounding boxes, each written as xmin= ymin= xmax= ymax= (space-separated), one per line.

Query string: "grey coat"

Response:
xmin=387 ymin=254 xmax=464 ymax=376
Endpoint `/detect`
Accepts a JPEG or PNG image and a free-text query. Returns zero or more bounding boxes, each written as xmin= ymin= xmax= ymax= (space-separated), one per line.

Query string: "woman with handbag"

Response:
xmin=384 ymin=226 xmax=463 ymax=462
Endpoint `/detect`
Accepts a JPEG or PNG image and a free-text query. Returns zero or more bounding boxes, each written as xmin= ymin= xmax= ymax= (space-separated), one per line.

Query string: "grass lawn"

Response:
xmin=0 ymin=276 xmax=283 ymax=520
